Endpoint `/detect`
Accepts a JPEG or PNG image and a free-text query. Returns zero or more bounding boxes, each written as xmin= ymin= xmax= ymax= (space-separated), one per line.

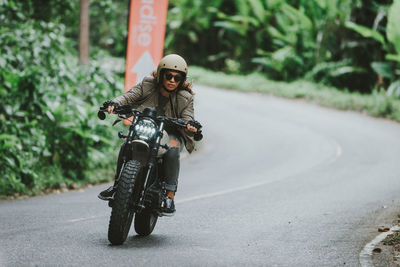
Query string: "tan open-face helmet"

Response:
xmin=156 ymin=54 xmax=188 ymax=83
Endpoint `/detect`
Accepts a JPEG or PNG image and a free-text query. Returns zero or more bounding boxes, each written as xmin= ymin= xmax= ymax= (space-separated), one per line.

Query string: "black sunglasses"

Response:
xmin=165 ymin=72 xmax=183 ymax=82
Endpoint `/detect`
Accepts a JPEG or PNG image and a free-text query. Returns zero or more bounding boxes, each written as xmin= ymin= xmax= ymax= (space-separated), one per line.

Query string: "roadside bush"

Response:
xmin=0 ymin=2 xmax=123 ymax=196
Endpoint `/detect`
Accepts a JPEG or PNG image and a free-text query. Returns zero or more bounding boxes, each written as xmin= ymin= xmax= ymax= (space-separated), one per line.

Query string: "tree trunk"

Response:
xmin=79 ymin=0 xmax=90 ymax=65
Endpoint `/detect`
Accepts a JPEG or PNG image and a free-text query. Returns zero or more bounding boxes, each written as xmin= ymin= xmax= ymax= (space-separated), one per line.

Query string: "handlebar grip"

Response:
xmin=97 ymin=110 xmax=106 ymax=120
xmin=194 ymin=131 xmax=203 ymax=141
xmin=98 ymin=101 xmax=112 ymax=120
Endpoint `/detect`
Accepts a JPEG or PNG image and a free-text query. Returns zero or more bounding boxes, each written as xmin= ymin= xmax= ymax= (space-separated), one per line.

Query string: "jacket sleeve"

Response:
xmin=180 ymin=95 xmax=195 ymax=123
xmin=179 ymin=93 xmax=196 ymax=139
xmin=112 ymin=81 xmax=144 ymax=106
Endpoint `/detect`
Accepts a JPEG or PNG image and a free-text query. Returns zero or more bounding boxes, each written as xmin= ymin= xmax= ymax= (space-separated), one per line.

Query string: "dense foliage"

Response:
xmin=166 ymin=0 xmax=400 ymax=95
xmin=34 ymin=0 xmax=398 ymax=95
xmin=22 ymin=0 xmax=398 ymax=95
xmin=0 ymin=0 xmax=123 ymax=196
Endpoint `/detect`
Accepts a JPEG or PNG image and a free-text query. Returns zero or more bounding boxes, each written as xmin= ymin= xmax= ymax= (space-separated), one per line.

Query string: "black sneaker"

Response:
xmin=161 ymin=197 xmax=175 ymax=216
xmin=98 ymin=186 xmax=115 ymax=200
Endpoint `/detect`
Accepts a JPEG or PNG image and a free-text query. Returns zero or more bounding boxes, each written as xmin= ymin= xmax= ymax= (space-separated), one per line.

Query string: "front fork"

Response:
xmin=134 ymin=121 xmax=167 ymax=212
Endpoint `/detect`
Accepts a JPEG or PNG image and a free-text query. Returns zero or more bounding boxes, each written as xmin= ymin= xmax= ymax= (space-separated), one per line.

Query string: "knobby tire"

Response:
xmin=108 ymin=160 xmax=141 ymax=245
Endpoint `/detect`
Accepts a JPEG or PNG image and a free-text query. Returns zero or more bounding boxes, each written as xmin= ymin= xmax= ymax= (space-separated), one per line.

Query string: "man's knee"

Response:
xmin=164 ymin=146 xmax=180 ymax=161
xmin=169 ymin=138 xmax=180 ymax=148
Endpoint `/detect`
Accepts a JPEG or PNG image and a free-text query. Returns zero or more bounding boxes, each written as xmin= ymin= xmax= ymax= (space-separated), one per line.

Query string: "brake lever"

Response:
xmin=112 ymin=118 xmax=122 ymax=126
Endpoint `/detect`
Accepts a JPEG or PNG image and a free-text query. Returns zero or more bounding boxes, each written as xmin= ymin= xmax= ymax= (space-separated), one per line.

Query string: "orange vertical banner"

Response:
xmin=125 ymin=0 xmax=169 ymax=92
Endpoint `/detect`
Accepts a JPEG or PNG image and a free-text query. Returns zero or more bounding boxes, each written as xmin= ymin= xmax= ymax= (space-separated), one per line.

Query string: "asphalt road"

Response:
xmin=1 ymin=85 xmax=400 ymax=266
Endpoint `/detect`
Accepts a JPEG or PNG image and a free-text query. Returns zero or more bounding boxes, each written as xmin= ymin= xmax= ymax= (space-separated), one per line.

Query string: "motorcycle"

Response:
xmin=97 ymin=103 xmax=202 ymax=245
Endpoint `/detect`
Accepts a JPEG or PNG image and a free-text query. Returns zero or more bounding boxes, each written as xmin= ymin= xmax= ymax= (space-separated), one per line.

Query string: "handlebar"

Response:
xmin=98 ymin=104 xmax=203 ymax=141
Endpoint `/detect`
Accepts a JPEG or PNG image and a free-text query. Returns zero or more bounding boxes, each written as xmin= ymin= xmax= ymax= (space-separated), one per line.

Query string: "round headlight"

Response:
xmin=134 ymin=119 xmax=157 ymax=141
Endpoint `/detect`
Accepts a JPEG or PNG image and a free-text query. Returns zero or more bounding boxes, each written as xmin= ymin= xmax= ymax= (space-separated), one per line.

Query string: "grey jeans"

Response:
xmin=163 ymin=133 xmax=183 ymax=192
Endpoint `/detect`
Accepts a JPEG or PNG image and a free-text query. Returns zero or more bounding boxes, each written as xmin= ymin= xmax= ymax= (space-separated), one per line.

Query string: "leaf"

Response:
xmin=0 ymin=134 xmax=18 ymax=142
xmin=385 ymin=54 xmax=400 ymax=63
xmin=305 ymin=59 xmax=353 ymax=80
xmin=315 ymin=0 xmax=327 ymax=9
xmin=371 ymin=62 xmax=394 ymax=79
xmin=234 ymin=0 xmax=251 ymax=18
xmin=252 ymin=56 xmax=272 ymax=67
xmin=247 ymin=0 xmax=265 ymax=23
xmin=271 ymin=46 xmax=294 ymax=63
xmin=228 ymin=15 xmax=259 ymax=27
xmin=387 ymin=79 xmax=400 ymax=98
xmin=266 ymin=0 xmax=281 ymax=9
xmin=345 ymin=21 xmax=386 ymax=46
xmin=214 ymin=21 xmax=247 ymax=36
xmin=253 ymin=46 xmax=301 ymax=73
xmin=387 ymin=0 xmax=400 ymax=55
xmin=267 ymin=26 xmax=291 ymax=45
xmin=45 ymin=110 xmax=55 ymax=122
xmin=4 ymin=157 xmax=17 ymax=169
xmin=281 ymin=3 xmax=312 ymax=30
xmin=90 ymin=134 xmax=100 ymax=143
xmin=329 ymin=66 xmax=366 ymax=77
xmin=188 ymin=31 xmax=198 ymax=43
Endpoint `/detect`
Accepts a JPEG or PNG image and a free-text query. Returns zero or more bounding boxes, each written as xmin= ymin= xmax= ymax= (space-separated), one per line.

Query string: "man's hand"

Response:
xmin=107 ymin=105 xmax=115 ymax=114
xmin=186 ymin=120 xmax=202 ymax=133
xmin=103 ymin=101 xmax=119 ymax=114
xmin=186 ymin=124 xmax=197 ymax=133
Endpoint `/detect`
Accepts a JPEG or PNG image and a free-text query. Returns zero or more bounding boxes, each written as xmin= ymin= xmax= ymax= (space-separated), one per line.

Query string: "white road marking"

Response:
xmin=176 ymin=180 xmax=270 ymax=204
xmin=67 ymin=216 xmax=98 ymax=223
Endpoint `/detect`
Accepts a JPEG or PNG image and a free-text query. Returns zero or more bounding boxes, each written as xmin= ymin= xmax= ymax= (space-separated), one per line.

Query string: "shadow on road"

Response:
xmin=98 ymin=234 xmax=170 ymax=249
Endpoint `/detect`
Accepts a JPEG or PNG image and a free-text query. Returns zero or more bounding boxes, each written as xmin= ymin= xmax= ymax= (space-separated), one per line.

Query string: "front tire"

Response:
xmin=108 ymin=160 xmax=141 ymax=245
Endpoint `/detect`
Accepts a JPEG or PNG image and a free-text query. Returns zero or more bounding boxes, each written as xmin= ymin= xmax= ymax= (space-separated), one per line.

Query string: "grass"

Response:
xmin=383 ymin=232 xmax=400 ymax=246
xmin=189 ymin=66 xmax=400 ymax=123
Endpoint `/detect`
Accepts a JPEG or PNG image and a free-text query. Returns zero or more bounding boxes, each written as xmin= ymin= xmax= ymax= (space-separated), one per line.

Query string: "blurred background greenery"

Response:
xmin=1 ymin=0 xmax=399 ymax=196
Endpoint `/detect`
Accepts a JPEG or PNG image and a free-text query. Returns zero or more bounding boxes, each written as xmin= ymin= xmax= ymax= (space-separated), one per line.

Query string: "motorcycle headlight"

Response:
xmin=134 ymin=119 xmax=157 ymax=141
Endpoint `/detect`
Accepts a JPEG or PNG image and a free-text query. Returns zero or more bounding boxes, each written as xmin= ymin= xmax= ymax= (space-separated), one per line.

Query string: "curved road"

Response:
xmin=1 ymin=85 xmax=400 ymax=266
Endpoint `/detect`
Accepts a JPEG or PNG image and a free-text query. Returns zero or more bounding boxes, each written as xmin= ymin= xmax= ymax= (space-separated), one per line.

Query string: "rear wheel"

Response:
xmin=134 ymin=211 xmax=158 ymax=236
xmin=108 ymin=160 xmax=141 ymax=245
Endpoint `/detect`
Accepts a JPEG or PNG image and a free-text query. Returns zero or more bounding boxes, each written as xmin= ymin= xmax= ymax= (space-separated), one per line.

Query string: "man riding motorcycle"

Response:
xmin=98 ymin=54 xmax=198 ymax=215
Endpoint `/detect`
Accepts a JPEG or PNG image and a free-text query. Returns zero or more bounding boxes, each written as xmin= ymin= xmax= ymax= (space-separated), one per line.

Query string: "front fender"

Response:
xmin=122 ymin=140 xmax=150 ymax=166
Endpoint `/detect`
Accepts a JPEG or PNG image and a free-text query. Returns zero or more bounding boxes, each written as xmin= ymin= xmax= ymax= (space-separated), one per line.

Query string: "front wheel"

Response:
xmin=108 ymin=160 xmax=141 ymax=245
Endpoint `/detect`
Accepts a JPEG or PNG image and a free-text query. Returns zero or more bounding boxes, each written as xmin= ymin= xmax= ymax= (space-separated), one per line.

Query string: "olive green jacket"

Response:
xmin=112 ymin=76 xmax=196 ymax=153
